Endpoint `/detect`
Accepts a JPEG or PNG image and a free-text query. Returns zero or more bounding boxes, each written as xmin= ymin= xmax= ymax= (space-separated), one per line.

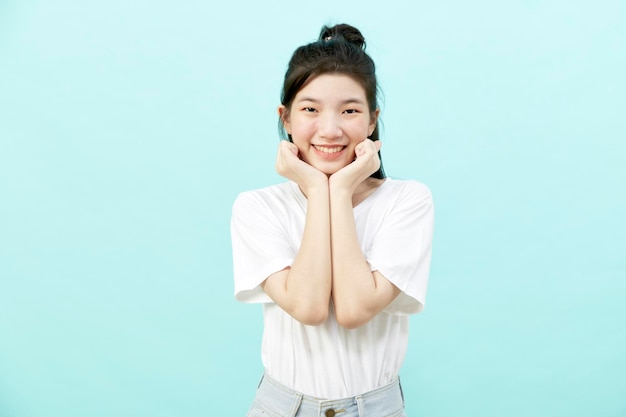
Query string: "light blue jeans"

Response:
xmin=245 ymin=374 xmax=407 ymax=417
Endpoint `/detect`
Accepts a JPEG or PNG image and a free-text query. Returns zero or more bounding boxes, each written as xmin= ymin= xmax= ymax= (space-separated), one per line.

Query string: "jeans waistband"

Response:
xmin=253 ymin=373 xmax=405 ymax=417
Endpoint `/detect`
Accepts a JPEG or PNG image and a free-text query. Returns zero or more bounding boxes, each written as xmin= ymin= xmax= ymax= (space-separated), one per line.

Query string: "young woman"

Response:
xmin=231 ymin=23 xmax=434 ymax=417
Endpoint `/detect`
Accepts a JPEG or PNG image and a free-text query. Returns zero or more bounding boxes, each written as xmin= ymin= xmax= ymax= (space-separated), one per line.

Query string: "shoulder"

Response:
xmin=380 ymin=178 xmax=433 ymax=207
xmin=385 ymin=178 xmax=431 ymax=194
xmin=233 ymin=182 xmax=295 ymax=207
xmin=232 ymin=182 xmax=304 ymax=220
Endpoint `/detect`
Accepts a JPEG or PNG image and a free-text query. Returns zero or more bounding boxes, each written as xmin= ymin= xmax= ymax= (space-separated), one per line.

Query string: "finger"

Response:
xmin=355 ymin=140 xmax=371 ymax=157
xmin=287 ymin=142 xmax=299 ymax=156
xmin=356 ymin=139 xmax=379 ymax=158
xmin=363 ymin=138 xmax=381 ymax=152
xmin=279 ymin=140 xmax=299 ymax=157
xmin=354 ymin=142 xmax=365 ymax=157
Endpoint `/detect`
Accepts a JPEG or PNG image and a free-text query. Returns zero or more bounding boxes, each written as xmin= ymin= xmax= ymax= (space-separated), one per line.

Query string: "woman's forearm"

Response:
xmin=262 ymin=184 xmax=332 ymax=325
xmin=329 ymin=184 xmax=399 ymax=329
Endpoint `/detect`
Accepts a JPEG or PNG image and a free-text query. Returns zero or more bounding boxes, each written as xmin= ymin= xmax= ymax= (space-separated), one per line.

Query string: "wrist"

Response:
xmin=329 ymin=177 xmax=355 ymax=202
xmin=329 ymin=173 xmax=359 ymax=194
xmin=300 ymin=177 xmax=329 ymax=199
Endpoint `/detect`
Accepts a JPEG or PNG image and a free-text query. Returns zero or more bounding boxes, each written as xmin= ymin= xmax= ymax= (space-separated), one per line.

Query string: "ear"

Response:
xmin=368 ymin=108 xmax=380 ymax=136
xmin=278 ymin=105 xmax=291 ymax=134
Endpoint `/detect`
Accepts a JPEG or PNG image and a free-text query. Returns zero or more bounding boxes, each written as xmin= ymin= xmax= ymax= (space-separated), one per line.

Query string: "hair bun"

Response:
xmin=318 ymin=24 xmax=365 ymax=49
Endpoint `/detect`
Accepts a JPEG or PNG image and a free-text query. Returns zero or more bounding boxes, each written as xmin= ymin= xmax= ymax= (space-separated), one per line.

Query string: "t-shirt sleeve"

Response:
xmin=230 ymin=191 xmax=295 ymax=303
xmin=366 ymin=182 xmax=434 ymax=315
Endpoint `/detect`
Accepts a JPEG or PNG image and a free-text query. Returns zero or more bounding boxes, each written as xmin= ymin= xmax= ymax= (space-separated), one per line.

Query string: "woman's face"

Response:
xmin=279 ymin=73 xmax=378 ymax=175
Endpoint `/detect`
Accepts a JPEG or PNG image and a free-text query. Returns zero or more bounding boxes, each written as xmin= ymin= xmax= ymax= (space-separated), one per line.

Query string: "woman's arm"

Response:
xmin=329 ymin=186 xmax=400 ymax=329
xmin=261 ymin=141 xmax=332 ymax=325
xmin=329 ymin=139 xmax=400 ymax=329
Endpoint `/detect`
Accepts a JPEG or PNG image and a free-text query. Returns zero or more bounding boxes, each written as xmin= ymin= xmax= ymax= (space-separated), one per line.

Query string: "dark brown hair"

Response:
xmin=279 ymin=23 xmax=385 ymax=179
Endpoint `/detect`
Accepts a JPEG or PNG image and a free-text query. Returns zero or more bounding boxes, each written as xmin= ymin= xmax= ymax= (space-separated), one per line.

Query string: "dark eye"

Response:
xmin=343 ymin=109 xmax=358 ymax=114
xmin=303 ymin=107 xmax=316 ymax=112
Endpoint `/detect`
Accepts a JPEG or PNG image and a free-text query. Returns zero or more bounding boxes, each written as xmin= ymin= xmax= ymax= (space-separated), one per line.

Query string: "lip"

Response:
xmin=312 ymin=144 xmax=347 ymax=160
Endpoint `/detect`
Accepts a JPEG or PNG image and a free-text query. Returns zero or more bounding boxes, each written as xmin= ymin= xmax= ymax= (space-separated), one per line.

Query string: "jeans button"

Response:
xmin=325 ymin=410 xmax=336 ymax=417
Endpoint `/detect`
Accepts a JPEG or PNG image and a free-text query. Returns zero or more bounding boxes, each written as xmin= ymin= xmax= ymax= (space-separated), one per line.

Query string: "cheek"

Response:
xmin=290 ymin=120 xmax=315 ymax=138
xmin=347 ymin=121 xmax=371 ymax=139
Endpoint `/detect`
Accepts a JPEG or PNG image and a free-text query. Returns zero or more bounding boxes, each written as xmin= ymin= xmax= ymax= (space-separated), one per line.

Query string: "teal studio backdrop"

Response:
xmin=0 ymin=1 xmax=624 ymax=416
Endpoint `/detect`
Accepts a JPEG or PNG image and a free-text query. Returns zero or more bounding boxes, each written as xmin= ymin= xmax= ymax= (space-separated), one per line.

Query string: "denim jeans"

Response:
xmin=245 ymin=374 xmax=407 ymax=417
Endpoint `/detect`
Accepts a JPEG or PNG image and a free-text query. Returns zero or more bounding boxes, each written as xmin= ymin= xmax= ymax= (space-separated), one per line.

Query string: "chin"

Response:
xmin=318 ymin=163 xmax=348 ymax=176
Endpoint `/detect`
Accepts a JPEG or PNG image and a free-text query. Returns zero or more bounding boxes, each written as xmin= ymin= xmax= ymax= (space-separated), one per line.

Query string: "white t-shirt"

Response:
xmin=231 ymin=178 xmax=434 ymax=398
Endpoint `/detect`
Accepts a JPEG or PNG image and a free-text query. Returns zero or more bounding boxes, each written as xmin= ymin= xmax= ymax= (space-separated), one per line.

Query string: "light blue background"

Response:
xmin=1 ymin=1 xmax=624 ymax=416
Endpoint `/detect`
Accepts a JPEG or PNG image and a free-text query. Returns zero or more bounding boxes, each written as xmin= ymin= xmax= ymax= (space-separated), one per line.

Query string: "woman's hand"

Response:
xmin=330 ymin=139 xmax=382 ymax=194
xmin=275 ymin=140 xmax=328 ymax=196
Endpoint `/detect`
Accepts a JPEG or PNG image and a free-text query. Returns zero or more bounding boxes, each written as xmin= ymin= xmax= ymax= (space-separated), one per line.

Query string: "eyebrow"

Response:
xmin=296 ymin=97 xmax=366 ymax=105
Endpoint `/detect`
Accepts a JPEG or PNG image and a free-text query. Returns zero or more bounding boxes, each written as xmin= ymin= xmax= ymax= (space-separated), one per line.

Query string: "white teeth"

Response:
xmin=314 ymin=145 xmax=343 ymax=154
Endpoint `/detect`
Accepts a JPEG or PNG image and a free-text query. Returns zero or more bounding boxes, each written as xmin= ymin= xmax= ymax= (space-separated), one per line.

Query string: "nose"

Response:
xmin=318 ymin=113 xmax=342 ymax=140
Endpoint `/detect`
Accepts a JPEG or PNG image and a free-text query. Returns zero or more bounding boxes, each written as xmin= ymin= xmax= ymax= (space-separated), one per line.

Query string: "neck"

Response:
xmin=352 ymin=177 xmax=385 ymax=207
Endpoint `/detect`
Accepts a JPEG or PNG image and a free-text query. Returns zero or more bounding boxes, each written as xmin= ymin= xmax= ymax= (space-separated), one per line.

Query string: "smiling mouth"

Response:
xmin=313 ymin=145 xmax=345 ymax=154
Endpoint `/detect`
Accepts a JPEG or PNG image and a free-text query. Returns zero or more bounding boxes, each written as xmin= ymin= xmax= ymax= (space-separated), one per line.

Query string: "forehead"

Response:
xmin=295 ymin=73 xmax=367 ymax=103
